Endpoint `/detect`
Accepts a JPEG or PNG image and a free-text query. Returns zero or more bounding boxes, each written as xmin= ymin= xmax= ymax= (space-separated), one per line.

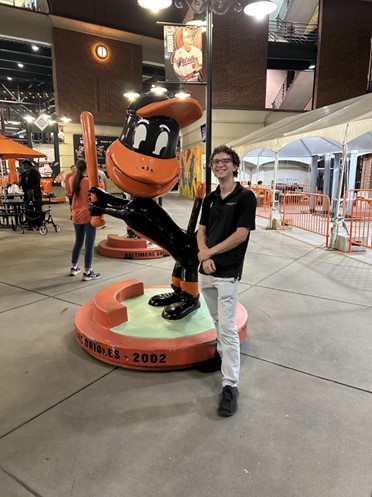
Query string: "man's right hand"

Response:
xmin=202 ymin=259 xmax=216 ymax=274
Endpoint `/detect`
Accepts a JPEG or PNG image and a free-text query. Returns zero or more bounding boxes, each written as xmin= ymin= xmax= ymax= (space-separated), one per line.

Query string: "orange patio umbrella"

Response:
xmin=0 ymin=134 xmax=46 ymax=159
xmin=0 ymin=134 xmax=46 ymax=195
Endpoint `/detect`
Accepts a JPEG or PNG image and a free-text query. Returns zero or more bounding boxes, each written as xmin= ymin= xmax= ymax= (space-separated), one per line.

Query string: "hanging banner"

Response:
xmin=73 ymin=134 xmax=116 ymax=171
xmin=164 ymin=26 xmax=203 ymax=83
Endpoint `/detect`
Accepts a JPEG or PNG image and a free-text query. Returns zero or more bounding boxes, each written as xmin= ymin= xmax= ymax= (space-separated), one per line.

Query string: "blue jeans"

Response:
xmin=71 ymin=223 xmax=97 ymax=270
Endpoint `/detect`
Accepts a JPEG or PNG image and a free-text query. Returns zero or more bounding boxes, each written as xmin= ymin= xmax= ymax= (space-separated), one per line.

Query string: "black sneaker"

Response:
xmin=218 ymin=386 xmax=239 ymax=417
xmin=82 ymin=270 xmax=101 ymax=281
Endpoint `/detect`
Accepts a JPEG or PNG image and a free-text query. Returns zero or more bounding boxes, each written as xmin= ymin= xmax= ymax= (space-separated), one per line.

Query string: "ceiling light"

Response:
xmin=309 ymin=65 xmax=316 ymax=70
xmin=60 ymin=115 xmax=71 ymax=123
xmin=24 ymin=115 xmax=35 ymax=123
xmin=123 ymin=91 xmax=140 ymax=100
xmin=138 ymin=0 xmax=172 ymax=14
xmin=31 ymin=45 xmax=39 ymax=51
xmin=7 ymin=77 xmax=12 ymax=81
xmin=244 ymin=1 xmax=277 ymax=20
xmin=18 ymin=63 xmax=24 ymax=68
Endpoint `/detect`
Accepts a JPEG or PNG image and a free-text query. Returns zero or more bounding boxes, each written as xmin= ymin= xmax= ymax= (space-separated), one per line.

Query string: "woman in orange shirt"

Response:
xmin=69 ymin=159 xmax=100 ymax=281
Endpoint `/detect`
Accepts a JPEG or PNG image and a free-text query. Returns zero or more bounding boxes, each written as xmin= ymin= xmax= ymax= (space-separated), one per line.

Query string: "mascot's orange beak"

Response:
xmin=106 ymin=140 xmax=180 ymax=198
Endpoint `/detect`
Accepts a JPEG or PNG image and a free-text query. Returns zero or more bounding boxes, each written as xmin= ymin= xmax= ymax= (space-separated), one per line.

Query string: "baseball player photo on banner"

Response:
xmin=164 ymin=26 xmax=203 ymax=83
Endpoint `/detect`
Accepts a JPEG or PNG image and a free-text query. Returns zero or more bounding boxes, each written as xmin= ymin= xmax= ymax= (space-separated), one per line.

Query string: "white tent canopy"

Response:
xmin=227 ymin=93 xmax=372 ymax=246
xmin=228 ymin=93 xmax=372 ymax=156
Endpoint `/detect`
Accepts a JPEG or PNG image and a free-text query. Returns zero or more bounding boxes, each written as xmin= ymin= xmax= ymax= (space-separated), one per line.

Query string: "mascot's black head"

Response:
xmin=120 ymin=93 xmax=180 ymax=160
xmin=106 ymin=92 xmax=203 ymax=198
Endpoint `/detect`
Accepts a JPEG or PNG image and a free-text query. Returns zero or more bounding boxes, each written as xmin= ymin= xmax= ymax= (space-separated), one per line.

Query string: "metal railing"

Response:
xmin=348 ymin=198 xmax=372 ymax=252
xmin=282 ymin=192 xmax=331 ymax=246
xmin=269 ymin=20 xmax=318 ymax=44
xmin=271 ymin=71 xmax=297 ymax=109
xmin=343 ymin=189 xmax=372 ymax=219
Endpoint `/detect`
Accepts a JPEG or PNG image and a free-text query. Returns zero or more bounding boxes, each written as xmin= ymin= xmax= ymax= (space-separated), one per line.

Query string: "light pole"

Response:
xmin=175 ymin=0 xmax=244 ymax=194
xmin=138 ymin=0 xmax=277 ymax=193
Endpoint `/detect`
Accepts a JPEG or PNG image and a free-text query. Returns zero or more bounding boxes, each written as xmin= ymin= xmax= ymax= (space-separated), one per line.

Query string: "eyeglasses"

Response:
xmin=211 ymin=158 xmax=233 ymax=166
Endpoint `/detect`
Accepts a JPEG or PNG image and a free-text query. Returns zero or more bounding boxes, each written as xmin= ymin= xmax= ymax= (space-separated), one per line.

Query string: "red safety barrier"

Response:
xmin=282 ymin=192 xmax=331 ymax=246
xmin=246 ymin=186 xmax=272 ymax=219
xmin=348 ymin=198 xmax=372 ymax=252
xmin=343 ymin=189 xmax=372 ymax=219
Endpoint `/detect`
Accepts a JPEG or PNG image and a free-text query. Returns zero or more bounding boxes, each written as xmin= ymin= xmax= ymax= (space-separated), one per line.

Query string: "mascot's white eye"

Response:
xmin=133 ymin=124 xmax=147 ymax=149
xmin=153 ymin=127 xmax=169 ymax=156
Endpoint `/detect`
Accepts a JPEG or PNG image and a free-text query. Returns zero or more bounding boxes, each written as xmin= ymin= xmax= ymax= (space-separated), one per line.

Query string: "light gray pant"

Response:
xmin=200 ymin=274 xmax=240 ymax=388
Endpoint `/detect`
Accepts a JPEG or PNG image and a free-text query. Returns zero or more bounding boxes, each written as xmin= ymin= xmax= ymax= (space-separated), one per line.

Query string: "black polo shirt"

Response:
xmin=199 ymin=183 xmax=256 ymax=279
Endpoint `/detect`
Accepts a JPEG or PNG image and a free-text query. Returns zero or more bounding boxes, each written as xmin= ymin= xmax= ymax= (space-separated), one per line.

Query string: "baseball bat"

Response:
xmin=80 ymin=111 xmax=105 ymax=228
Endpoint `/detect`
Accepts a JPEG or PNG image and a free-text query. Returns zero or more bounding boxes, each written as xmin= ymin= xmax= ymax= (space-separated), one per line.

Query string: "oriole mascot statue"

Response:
xmin=86 ymin=92 xmax=204 ymax=321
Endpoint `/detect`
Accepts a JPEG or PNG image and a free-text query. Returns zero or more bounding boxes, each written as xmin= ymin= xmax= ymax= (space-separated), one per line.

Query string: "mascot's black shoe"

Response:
xmin=148 ymin=285 xmax=182 ymax=307
xmin=162 ymin=294 xmax=200 ymax=320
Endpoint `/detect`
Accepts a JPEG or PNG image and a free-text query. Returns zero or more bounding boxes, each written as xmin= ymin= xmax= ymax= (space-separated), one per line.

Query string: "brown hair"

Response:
xmin=210 ymin=145 xmax=240 ymax=177
xmin=71 ymin=159 xmax=87 ymax=198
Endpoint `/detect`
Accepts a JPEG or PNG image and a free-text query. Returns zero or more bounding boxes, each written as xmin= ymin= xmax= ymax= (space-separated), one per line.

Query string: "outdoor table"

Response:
xmin=0 ymin=196 xmax=25 ymax=230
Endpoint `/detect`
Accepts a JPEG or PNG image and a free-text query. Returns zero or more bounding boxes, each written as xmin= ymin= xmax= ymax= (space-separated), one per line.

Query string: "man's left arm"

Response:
xmin=198 ymin=227 xmax=249 ymax=262
xmin=197 ymin=190 xmax=256 ymax=262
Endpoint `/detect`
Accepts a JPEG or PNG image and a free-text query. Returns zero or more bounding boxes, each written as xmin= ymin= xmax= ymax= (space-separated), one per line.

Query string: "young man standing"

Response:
xmin=197 ymin=145 xmax=256 ymax=417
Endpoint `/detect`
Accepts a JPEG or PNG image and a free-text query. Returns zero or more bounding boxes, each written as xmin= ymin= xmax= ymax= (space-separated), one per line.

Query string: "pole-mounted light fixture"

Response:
xmin=138 ymin=0 xmax=172 ymax=13
xmin=138 ymin=0 xmax=277 ymax=193
xmin=244 ymin=1 xmax=277 ymax=20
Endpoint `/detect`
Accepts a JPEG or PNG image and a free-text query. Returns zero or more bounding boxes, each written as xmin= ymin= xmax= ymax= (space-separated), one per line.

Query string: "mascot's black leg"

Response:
xmin=148 ymin=262 xmax=183 ymax=306
xmin=162 ymin=267 xmax=200 ymax=321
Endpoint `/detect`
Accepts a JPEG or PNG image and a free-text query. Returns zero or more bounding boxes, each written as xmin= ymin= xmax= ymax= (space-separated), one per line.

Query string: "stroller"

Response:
xmin=22 ymin=194 xmax=60 ymax=235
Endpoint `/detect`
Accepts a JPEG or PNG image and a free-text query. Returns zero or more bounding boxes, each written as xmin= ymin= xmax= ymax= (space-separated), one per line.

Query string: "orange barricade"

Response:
xmin=40 ymin=177 xmax=53 ymax=193
xmin=348 ymin=198 xmax=372 ymax=252
xmin=246 ymin=186 xmax=272 ymax=219
xmin=343 ymin=189 xmax=372 ymax=219
xmin=282 ymin=192 xmax=331 ymax=246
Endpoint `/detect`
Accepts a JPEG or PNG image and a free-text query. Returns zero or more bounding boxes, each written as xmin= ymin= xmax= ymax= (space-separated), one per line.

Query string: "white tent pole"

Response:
xmin=268 ymin=147 xmax=279 ymax=229
xmin=329 ymin=124 xmax=349 ymax=249
xmin=255 ymin=154 xmax=259 ymax=183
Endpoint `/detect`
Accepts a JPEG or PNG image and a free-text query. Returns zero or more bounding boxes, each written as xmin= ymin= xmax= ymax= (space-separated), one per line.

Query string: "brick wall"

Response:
xmin=314 ymin=0 xmax=372 ymax=108
xmin=53 ymin=28 xmax=142 ymax=126
xmin=212 ymin=12 xmax=268 ymax=109
xmin=361 ymin=155 xmax=372 ymax=189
